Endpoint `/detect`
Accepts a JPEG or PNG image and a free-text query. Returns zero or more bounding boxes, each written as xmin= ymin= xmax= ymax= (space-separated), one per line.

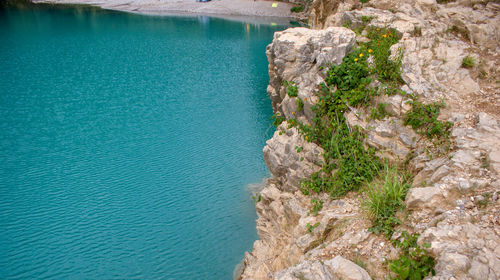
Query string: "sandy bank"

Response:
xmin=32 ymin=0 xmax=297 ymax=21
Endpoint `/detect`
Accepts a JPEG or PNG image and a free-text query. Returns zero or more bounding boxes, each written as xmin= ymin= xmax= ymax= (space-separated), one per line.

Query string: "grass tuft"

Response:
xmin=461 ymin=55 xmax=475 ymax=68
xmin=309 ymin=198 xmax=323 ymax=216
xmin=290 ymin=5 xmax=304 ymax=13
xmin=363 ymin=165 xmax=411 ymax=238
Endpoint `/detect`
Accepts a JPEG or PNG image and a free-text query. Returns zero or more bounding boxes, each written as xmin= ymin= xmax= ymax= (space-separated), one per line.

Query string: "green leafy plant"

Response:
xmin=309 ymin=198 xmax=323 ymax=216
xmin=449 ymin=25 xmax=470 ymax=40
xmin=295 ymin=145 xmax=304 ymax=153
xmin=404 ymin=100 xmax=452 ymax=140
xmin=271 ymin=113 xmax=285 ymax=127
xmin=369 ymin=103 xmax=389 ymax=120
xmin=361 ymin=16 xmax=375 ymax=23
xmin=360 ymin=0 xmax=370 ymax=3
xmin=389 ymin=231 xmax=436 ymax=279
xmin=296 ymin=97 xmax=304 ymax=112
xmin=306 ymin=222 xmax=320 ymax=234
xmin=283 ymin=80 xmax=298 ymax=97
xmin=364 ymin=27 xmax=402 ymax=84
xmin=251 ymin=194 xmax=262 ymax=204
xmin=289 ymin=26 xmax=405 ymax=198
xmin=363 ymin=165 xmax=411 ymax=238
xmin=293 ymin=272 xmax=308 ymax=280
xmin=343 ymin=20 xmax=352 ymax=29
xmin=461 ymin=55 xmax=475 ymax=68
xmin=290 ymin=5 xmax=305 ymax=13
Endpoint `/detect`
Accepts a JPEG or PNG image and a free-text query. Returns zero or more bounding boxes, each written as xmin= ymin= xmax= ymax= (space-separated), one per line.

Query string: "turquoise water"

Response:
xmin=0 ymin=3 xmax=285 ymax=279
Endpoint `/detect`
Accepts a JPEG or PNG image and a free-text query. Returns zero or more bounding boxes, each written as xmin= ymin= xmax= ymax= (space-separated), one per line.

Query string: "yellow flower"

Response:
xmin=376 ymin=28 xmax=380 ymax=31
xmin=383 ymin=34 xmax=387 ymax=38
xmin=359 ymin=53 xmax=363 ymax=57
xmin=368 ymin=49 xmax=373 ymax=53
xmin=354 ymin=58 xmax=358 ymax=62
xmin=305 ymin=136 xmax=309 ymax=140
xmin=292 ymin=111 xmax=295 ymax=115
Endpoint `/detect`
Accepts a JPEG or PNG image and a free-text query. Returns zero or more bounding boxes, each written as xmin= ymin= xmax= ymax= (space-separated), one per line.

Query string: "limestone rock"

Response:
xmin=324 ymin=256 xmax=372 ymax=280
xmin=274 ymin=256 xmax=371 ymax=280
xmin=263 ymin=124 xmax=323 ymax=190
xmin=406 ymin=187 xmax=444 ymax=210
xmin=266 ymin=27 xmax=356 ymax=115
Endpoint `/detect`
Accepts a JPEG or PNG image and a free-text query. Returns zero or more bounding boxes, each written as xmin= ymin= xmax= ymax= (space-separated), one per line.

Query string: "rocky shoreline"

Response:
xmin=240 ymin=0 xmax=499 ymax=279
xmin=31 ymin=0 xmax=298 ymax=20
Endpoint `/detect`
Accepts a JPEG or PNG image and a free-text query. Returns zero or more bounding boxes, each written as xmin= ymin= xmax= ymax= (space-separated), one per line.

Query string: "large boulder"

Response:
xmin=274 ymin=256 xmax=371 ymax=280
xmin=266 ymin=27 xmax=356 ymax=120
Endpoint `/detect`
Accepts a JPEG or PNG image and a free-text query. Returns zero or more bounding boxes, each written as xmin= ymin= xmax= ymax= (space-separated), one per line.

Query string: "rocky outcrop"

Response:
xmin=266 ymin=27 xmax=356 ymax=116
xmin=242 ymin=0 xmax=499 ymax=279
xmin=274 ymin=256 xmax=372 ymax=280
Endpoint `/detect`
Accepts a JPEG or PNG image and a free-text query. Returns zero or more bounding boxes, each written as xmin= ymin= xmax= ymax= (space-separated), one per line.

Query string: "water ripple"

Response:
xmin=0 ymin=3 xmax=287 ymax=279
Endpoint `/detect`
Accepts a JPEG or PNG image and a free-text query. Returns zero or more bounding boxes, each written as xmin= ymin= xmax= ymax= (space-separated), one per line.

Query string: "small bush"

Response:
xmin=309 ymin=198 xmax=323 ymax=216
xmin=296 ymin=98 xmax=304 ymax=112
xmin=389 ymin=231 xmax=436 ymax=279
xmin=283 ymin=80 xmax=298 ymax=97
xmin=360 ymin=0 xmax=370 ymax=3
xmin=369 ymin=103 xmax=389 ymax=120
xmin=461 ymin=55 xmax=475 ymax=68
xmin=251 ymin=194 xmax=262 ymax=204
xmin=363 ymin=165 xmax=411 ymax=238
xmin=293 ymin=25 xmax=404 ymax=198
xmin=404 ymin=101 xmax=453 ymax=140
xmin=361 ymin=16 xmax=375 ymax=23
xmin=306 ymin=222 xmax=320 ymax=234
xmin=364 ymin=27 xmax=402 ymax=83
xmin=271 ymin=113 xmax=285 ymax=127
xmin=290 ymin=5 xmax=304 ymax=13
xmin=449 ymin=25 xmax=470 ymax=41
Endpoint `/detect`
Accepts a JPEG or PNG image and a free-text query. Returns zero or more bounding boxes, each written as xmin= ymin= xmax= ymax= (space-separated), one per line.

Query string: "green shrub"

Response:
xmin=363 ymin=165 xmax=411 ymax=238
xmin=306 ymin=222 xmax=320 ymax=234
xmin=369 ymin=103 xmax=389 ymax=120
xmin=461 ymin=55 xmax=475 ymax=68
xmin=449 ymin=25 xmax=470 ymax=40
xmin=404 ymin=101 xmax=452 ymax=140
xmin=290 ymin=5 xmax=304 ymax=13
xmin=309 ymin=198 xmax=323 ymax=216
xmin=360 ymin=0 xmax=370 ymax=3
xmin=389 ymin=231 xmax=436 ymax=279
xmin=296 ymin=97 xmax=304 ymax=112
xmin=364 ymin=27 xmax=402 ymax=84
xmin=271 ymin=113 xmax=285 ymax=127
xmin=283 ymin=80 xmax=298 ymax=97
xmin=361 ymin=16 xmax=375 ymax=23
xmin=292 ymin=25 xmax=404 ymax=198
xmin=251 ymin=194 xmax=262 ymax=204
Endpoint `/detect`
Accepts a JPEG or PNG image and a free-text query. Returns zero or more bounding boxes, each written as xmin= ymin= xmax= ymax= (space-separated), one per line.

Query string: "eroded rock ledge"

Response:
xmin=241 ymin=0 xmax=499 ymax=279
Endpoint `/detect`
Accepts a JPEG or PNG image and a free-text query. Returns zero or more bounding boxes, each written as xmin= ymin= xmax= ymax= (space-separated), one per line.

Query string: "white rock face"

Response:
xmin=263 ymin=125 xmax=323 ymax=190
xmin=266 ymin=27 xmax=356 ymax=119
xmin=242 ymin=1 xmax=500 ymax=279
xmin=324 ymin=256 xmax=372 ymax=280
xmin=274 ymin=256 xmax=371 ymax=280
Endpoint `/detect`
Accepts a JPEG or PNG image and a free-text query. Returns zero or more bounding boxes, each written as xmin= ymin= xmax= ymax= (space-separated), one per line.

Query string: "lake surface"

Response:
xmin=0 ymin=3 xmax=286 ymax=279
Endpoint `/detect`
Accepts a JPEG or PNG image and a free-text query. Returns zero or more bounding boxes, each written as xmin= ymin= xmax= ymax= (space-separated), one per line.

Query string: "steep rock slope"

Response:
xmin=241 ymin=0 xmax=499 ymax=279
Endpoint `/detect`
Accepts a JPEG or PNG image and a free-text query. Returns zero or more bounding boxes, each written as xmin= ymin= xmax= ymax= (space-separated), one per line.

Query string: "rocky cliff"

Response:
xmin=241 ymin=0 xmax=499 ymax=279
